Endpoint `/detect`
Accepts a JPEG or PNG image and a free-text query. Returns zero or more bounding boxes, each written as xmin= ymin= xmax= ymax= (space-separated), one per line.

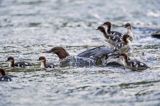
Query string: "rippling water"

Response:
xmin=0 ymin=0 xmax=160 ymax=106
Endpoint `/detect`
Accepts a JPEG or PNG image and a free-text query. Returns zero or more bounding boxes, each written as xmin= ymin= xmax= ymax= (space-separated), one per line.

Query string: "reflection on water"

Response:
xmin=0 ymin=0 xmax=160 ymax=106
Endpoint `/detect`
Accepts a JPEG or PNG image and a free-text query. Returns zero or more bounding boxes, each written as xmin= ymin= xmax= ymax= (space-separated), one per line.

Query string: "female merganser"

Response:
xmin=38 ymin=56 xmax=55 ymax=68
xmin=77 ymin=46 xmax=114 ymax=60
xmin=0 ymin=68 xmax=12 ymax=81
xmin=6 ymin=57 xmax=32 ymax=68
xmin=44 ymin=47 xmax=96 ymax=67
xmin=118 ymin=54 xmax=149 ymax=71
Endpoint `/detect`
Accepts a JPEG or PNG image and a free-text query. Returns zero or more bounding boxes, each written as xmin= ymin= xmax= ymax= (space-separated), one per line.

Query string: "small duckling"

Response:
xmin=38 ymin=56 xmax=55 ymax=68
xmin=0 ymin=68 xmax=12 ymax=81
xmin=6 ymin=56 xmax=32 ymax=68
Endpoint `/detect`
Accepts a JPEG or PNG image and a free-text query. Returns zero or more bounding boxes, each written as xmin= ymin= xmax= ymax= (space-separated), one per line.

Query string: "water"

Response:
xmin=0 ymin=0 xmax=160 ymax=106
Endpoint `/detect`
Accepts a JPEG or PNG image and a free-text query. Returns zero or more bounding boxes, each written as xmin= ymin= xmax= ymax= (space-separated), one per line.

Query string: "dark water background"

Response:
xmin=0 ymin=0 xmax=160 ymax=106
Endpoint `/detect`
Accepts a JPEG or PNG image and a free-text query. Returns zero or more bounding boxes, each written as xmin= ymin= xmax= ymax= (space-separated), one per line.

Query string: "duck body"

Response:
xmin=77 ymin=46 xmax=114 ymax=60
xmin=0 ymin=76 xmax=12 ymax=81
xmin=119 ymin=54 xmax=149 ymax=71
xmin=60 ymin=56 xmax=95 ymax=67
xmin=14 ymin=62 xmax=32 ymax=68
xmin=126 ymin=59 xmax=149 ymax=71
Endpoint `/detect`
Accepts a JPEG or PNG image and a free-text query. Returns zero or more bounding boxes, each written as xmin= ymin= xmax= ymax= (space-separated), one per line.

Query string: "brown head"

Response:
xmin=97 ymin=26 xmax=109 ymax=39
xmin=122 ymin=34 xmax=131 ymax=44
xmin=124 ymin=23 xmax=132 ymax=29
xmin=45 ymin=47 xmax=69 ymax=59
xmin=6 ymin=56 xmax=15 ymax=67
xmin=103 ymin=21 xmax=111 ymax=33
xmin=0 ymin=68 xmax=6 ymax=76
xmin=39 ymin=56 xmax=46 ymax=62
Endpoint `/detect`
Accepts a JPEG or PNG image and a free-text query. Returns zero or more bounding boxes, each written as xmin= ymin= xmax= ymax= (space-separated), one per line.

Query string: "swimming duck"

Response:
xmin=77 ymin=46 xmax=114 ymax=60
xmin=38 ymin=56 xmax=55 ymax=68
xmin=0 ymin=68 xmax=12 ymax=81
xmin=44 ymin=47 xmax=96 ymax=67
xmin=6 ymin=56 xmax=32 ymax=68
xmin=118 ymin=53 xmax=149 ymax=71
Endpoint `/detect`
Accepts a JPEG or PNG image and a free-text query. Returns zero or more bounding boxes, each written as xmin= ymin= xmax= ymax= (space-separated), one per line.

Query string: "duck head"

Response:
xmin=103 ymin=21 xmax=111 ymax=33
xmin=44 ymin=47 xmax=69 ymax=60
xmin=122 ymin=34 xmax=132 ymax=44
xmin=6 ymin=56 xmax=15 ymax=67
xmin=38 ymin=56 xmax=47 ymax=68
xmin=0 ymin=68 xmax=6 ymax=77
xmin=124 ymin=23 xmax=132 ymax=30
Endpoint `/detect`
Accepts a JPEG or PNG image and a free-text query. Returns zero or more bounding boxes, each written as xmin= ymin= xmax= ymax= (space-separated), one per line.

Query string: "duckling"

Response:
xmin=119 ymin=53 xmax=149 ymax=71
xmin=6 ymin=56 xmax=32 ymax=68
xmin=0 ymin=68 xmax=12 ymax=81
xmin=38 ymin=56 xmax=55 ymax=68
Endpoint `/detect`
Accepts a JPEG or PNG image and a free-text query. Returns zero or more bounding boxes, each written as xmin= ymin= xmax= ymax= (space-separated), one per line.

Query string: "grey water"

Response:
xmin=0 ymin=0 xmax=160 ymax=106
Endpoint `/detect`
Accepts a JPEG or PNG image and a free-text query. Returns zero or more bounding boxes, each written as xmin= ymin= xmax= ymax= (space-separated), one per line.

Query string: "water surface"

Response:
xmin=0 ymin=0 xmax=160 ymax=106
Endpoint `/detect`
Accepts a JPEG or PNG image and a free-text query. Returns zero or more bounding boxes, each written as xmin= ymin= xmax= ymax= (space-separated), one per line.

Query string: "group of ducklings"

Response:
xmin=0 ymin=21 xmax=149 ymax=81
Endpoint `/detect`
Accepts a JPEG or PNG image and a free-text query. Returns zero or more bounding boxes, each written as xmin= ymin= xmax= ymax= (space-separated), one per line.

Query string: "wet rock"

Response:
xmin=151 ymin=31 xmax=160 ymax=39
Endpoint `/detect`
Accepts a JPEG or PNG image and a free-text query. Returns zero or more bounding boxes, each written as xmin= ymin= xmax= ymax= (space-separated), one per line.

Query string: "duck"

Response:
xmin=6 ymin=56 xmax=32 ymax=68
xmin=0 ymin=68 xmax=12 ymax=81
xmin=97 ymin=22 xmax=133 ymax=47
xmin=118 ymin=53 xmax=149 ymax=71
xmin=44 ymin=47 xmax=96 ymax=67
xmin=97 ymin=26 xmax=131 ymax=54
xmin=113 ymin=34 xmax=132 ymax=54
xmin=38 ymin=56 xmax=55 ymax=68
xmin=123 ymin=23 xmax=134 ymax=41
xmin=102 ymin=21 xmax=122 ymax=37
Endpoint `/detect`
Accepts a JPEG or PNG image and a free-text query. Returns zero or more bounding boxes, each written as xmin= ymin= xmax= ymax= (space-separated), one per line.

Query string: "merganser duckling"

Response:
xmin=97 ymin=26 xmax=131 ymax=53
xmin=119 ymin=54 xmax=149 ymax=71
xmin=124 ymin=23 xmax=133 ymax=41
xmin=6 ymin=57 xmax=32 ymax=68
xmin=0 ymin=68 xmax=12 ymax=81
xmin=44 ymin=47 xmax=95 ymax=67
xmin=98 ymin=22 xmax=133 ymax=47
xmin=113 ymin=34 xmax=131 ymax=54
xmin=102 ymin=21 xmax=122 ymax=37
xmin=38 ymin=56 xmax=55 ymax=68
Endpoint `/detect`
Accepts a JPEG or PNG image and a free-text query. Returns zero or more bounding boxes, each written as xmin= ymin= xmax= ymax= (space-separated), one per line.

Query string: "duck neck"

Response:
xmin=127 ymin=28 xmax=133 ymax=37
xmin=9 ymin=61 xmax=14 ymax=67
xmin=40 ymin=60 xmax=47 ymax=68
xmin=56 ymin=50 xmax=70 ymax=60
